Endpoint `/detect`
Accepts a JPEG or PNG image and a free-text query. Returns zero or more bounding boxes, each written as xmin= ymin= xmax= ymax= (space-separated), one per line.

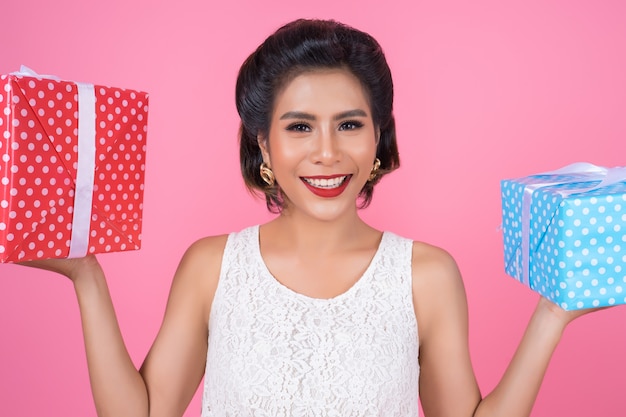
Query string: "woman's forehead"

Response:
xmin=272 ymin=69 xmax=372 ymax=117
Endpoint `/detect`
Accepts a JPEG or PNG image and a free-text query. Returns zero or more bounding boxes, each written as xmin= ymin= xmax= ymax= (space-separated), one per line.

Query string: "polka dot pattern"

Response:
xmin=0 ymin=73 xmax=148 ymax=263
xmin=501 ymin=171 xmax=626 ymax=310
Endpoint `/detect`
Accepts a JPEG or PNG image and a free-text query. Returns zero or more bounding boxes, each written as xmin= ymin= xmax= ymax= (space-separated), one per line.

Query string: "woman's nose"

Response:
xmin=310 ymin=128 xmax=341 ymax=165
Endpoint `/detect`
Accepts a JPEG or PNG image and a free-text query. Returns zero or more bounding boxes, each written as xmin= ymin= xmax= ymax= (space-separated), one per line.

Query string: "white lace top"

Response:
xmin=201 ymin=225 xmax=420 ymax=417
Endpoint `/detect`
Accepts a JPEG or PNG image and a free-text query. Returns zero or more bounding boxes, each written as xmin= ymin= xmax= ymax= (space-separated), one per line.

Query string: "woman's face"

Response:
xmin=259 ymin=68 xmax=378 ymax=221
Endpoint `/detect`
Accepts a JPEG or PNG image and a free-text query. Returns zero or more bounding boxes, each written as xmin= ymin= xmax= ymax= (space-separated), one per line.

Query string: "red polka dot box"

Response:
xmin=0 ymin=67 xmax=149 ymax=263
xmin=501 ymin=163 xmax=626 ymax=310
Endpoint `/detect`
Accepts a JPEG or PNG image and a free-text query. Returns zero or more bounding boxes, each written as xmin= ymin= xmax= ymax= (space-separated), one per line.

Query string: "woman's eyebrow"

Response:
xmin=278 ymin=109 xmax=368 ymax=121
xmin=333 ymin=109 xmax=367 ymax=120
xmin=279 ymin=111 xmax=315 ymax=120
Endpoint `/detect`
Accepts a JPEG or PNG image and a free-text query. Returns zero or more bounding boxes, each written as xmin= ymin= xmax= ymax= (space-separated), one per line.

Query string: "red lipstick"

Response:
xmin=300 ymin=175 xmax=352 ymax=198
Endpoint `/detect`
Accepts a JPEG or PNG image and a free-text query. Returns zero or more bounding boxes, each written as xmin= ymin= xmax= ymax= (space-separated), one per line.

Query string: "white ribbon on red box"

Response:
xmin=12 ymin=66 xmax=95 ymax=258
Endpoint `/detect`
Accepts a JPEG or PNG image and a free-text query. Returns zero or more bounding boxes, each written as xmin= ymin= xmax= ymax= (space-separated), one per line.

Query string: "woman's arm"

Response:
xmin=21 ymin=235 xmax=226 ymax=417
xmin=472 ymin=298 xmax=569 ymax=417
xmin=139 ymin=236 xmax=225 ymax=417
xmin=412 ymin=243 xmax=481 ymax=416
xmin=413 ymin=242 xmax=595 ymax=417
xmin=71 ymin=256 xmax=150 ymax=416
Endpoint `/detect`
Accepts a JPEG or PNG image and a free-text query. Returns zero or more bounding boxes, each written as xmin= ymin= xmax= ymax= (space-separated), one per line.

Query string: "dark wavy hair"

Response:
xmin=236 ymin=18 xmax=400 ymax=212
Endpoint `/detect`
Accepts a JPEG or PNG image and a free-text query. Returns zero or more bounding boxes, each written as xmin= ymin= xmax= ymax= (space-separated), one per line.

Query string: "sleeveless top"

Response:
xmin=201 ymin=225 xmax=420 ymax=417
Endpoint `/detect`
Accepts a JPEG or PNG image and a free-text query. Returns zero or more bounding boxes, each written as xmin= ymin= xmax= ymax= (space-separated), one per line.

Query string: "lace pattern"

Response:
xmin=201 ymin=226 xmax=420 ymax=417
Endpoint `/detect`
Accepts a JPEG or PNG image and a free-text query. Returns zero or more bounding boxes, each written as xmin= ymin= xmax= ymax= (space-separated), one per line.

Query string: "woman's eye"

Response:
xmin=338 ymin=120 xmax=364 ymax=131
xmin=286 ymin=123 xmax=311 ymax=132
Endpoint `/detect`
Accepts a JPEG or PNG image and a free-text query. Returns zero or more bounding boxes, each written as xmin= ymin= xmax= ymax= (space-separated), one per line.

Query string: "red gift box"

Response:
xmin=0 ymin=67 xmax=149 ymax=263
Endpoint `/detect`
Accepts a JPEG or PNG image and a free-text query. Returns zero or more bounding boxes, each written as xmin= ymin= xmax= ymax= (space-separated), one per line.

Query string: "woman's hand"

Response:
xmin=18 ymin=255 xmax=103 ymax=283
xmin=535 ymin=296 xmax=609 ymax=329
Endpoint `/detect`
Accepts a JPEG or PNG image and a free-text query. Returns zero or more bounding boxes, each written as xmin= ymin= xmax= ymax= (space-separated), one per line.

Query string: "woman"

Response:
xmin=25 ymin=18 xmax=597 ymax=417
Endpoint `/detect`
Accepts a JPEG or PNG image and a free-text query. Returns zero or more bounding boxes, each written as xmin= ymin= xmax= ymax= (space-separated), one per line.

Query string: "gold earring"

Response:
xmin=260 ymin=162 xmax=275 ymax=186
xmin=368 ymin=158 xmax=381 ymax=181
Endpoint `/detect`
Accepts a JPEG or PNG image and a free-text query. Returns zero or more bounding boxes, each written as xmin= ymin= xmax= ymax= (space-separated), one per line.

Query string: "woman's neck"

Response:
xmin=263 ymin=210 xmax=377 ymax=254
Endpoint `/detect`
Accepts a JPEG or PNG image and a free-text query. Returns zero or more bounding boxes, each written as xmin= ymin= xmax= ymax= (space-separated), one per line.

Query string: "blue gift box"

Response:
xmin=501 ymin=163 xmax=626 ymax=310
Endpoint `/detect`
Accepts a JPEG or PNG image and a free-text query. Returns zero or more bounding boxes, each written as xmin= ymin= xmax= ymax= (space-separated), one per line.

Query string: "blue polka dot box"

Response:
xmin=501 ymin=163 xmax=626 ymax=310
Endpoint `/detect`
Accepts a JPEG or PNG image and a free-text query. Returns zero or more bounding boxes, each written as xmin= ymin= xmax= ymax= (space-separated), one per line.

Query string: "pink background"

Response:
xmin=1 ymin=0 xmax=625 ymax=416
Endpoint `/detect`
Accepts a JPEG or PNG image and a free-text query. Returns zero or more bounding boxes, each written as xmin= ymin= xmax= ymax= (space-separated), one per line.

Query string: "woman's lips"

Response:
xmin=300 ymin=174 xmax=352 ymax=198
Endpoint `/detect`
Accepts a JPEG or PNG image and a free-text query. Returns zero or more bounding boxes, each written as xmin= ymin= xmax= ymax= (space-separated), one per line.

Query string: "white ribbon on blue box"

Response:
xmin=501 ymin=163 xmax=626 ymax=310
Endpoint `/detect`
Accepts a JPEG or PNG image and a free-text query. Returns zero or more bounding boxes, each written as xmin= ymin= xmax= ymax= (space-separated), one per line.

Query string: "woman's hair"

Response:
xmin=236 ymin=18 xmax=400 ymax=212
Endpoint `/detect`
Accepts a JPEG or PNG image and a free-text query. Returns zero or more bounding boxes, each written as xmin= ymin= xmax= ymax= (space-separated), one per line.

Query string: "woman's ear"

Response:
xmin=375 ymin=127 xmax=381 ymax=145
xmin=257 ymin=134 xmax=271 ymax=164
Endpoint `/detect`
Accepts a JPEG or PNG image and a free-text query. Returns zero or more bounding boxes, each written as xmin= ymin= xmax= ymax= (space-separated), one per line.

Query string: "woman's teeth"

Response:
xmin=302 ymin=176 xmax=347 ymax=189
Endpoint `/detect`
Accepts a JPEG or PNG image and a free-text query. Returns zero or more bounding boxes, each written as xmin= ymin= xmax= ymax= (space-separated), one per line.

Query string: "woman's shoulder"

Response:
xmin=185 ymin=234 xmax=230 ymax=258
xmin=383 ymin=230 xmax=459 ymax=276
xmin=179 ymin=224 xmax=259 ymax=271
xmin=410 ymin=240 xmax=460 ymax=279
xmin=173 ymin=233 xmax=232 ymax=286
xmin=409 ymin=240 xmax=466 ymax=305
xmin=408 ymin=239 xmax=468 ymax=338
xmin=382 ymin=230 xmax=464 ymax=294
xmin=166 ymin=233 xmax=232 ymax=320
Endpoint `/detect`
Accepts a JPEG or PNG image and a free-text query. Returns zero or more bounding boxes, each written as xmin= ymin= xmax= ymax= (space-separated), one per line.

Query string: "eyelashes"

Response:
xmin=338 ymin=120 xmax=364 ymax=131
xmin=285 ymin=120 xmax=365 ymax=132
xmin=285 ymin=122 xmax=311 ymax=132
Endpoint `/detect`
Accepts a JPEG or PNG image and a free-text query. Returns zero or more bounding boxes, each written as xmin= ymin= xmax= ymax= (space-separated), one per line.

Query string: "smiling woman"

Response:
xmin=14 ymin=17 xmax=612 ymax=417
xmin=237 ymin=20 xmax=400 ymax=212
xmin=259 ymin=69 xmax=379 ymax=215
